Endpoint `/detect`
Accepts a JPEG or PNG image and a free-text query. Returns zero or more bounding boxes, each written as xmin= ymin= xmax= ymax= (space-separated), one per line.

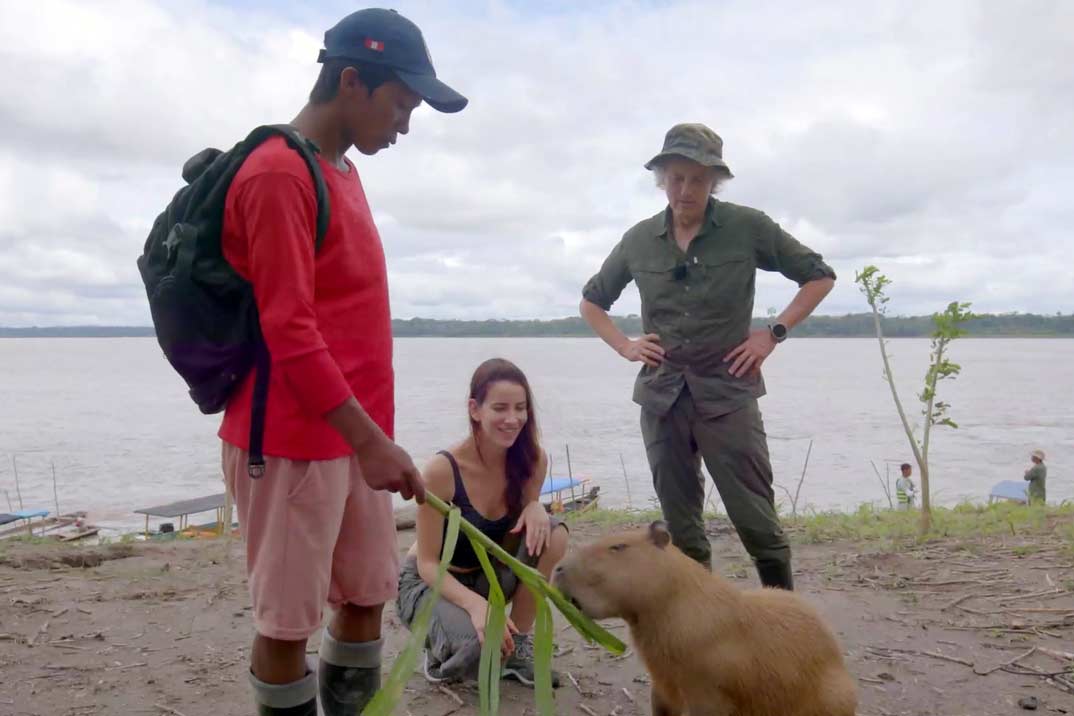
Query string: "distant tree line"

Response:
xmin=0 ymin=325 xmax=156 ymax=337
xmin=2 ymin=312 xmax=1072 ymax=338
xmin=390 ymin=313 xmax=1074 ymax=338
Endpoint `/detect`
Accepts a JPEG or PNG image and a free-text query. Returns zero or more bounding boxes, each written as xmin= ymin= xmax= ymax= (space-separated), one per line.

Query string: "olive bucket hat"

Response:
xmin=644 ymin=123 xmax=733 ymax=177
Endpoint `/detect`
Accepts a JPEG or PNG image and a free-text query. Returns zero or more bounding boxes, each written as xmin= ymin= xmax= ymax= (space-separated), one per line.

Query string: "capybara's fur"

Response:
xmin=553 ymin=522 xmax=856 ymax=716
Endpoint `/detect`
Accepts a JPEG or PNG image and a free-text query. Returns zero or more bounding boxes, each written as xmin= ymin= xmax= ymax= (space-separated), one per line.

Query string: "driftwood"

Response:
xmin=394 ymin=505 xmax=417 ymax=531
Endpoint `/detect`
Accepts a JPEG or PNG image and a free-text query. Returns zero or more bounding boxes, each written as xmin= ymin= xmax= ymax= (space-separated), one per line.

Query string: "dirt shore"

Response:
xmin=1 ymin=515 xmax=1071 ymax=716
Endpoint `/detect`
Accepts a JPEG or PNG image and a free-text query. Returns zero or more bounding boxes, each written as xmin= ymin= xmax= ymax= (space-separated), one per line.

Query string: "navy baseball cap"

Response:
xmin=318 ymin=8 xmax=468 ymax=113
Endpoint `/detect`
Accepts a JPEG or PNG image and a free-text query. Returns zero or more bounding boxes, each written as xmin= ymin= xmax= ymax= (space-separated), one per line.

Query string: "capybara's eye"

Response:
xmin=609 ymin=543 xmax=628 ymax=552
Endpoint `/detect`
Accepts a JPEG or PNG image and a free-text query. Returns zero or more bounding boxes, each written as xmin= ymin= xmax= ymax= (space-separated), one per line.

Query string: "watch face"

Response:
xmin=772 ymin=324 xmax=787 ymax=339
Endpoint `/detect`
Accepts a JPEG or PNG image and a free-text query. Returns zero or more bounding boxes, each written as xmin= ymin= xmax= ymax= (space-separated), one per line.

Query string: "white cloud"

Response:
xmin=0 ymin=0 xmax=1070 ymax=326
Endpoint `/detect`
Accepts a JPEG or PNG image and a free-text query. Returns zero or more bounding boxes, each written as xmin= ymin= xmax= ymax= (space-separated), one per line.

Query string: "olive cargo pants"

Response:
xmin=641 ymin=389 xmax=793 ymax=589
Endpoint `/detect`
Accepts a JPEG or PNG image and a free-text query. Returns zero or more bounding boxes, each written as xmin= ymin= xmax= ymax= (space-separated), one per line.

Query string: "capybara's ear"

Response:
xmin=648 ymin=521 xmax=671 ymax=548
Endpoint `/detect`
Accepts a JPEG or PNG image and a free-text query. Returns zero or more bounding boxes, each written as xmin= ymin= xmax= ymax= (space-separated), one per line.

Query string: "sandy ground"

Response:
xmin=1 ymin=516 xmax=1072 ymax=716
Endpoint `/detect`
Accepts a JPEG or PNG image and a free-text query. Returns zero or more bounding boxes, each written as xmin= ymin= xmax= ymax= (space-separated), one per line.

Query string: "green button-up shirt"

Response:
xmin=582 ymin=198 xmax=836 ymax=418
xmin=1024 ymin=463 xmax=1047 ymax=502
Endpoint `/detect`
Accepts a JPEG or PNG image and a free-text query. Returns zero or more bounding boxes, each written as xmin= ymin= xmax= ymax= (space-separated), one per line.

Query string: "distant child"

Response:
xmin=896 ymin=463 xmax=917 ymax=510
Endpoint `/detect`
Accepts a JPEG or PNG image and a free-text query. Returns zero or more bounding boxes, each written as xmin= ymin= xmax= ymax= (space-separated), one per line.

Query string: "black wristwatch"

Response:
xmin=769 ymin=323 xmax=788 ymax=343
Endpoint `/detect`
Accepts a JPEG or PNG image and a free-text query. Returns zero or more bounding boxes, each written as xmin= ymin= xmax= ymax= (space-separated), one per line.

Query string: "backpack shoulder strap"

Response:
xmin=227 ymin=125 xmax=331 ymax=478
xmin=240 ymin=124 xmax=331 ymax=252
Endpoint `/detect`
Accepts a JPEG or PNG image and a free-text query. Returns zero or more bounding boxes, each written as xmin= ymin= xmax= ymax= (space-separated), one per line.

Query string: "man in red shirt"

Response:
xmin=219 ymin=9 xmax=466 ymax=715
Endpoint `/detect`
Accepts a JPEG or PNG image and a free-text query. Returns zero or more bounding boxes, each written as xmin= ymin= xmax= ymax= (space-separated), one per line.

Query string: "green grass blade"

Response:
xmin=531 ymin=588 xmax=555 ymax=716
xmin=362 ymin=507 xmax=461 ymax=716
xmin=473 ymin=539 xmax=506 ymax=716
xmin=485 ymin=589 xmax=505 ymax=715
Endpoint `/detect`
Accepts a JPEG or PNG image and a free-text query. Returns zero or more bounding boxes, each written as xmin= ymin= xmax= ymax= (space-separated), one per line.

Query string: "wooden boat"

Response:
xmin=0 ymin=511 xmax=97 ymax=542
xmin=0 ymin=509 xmax=51 ymax=538
xmin=541 ymin=476 xmax=600 ymax=515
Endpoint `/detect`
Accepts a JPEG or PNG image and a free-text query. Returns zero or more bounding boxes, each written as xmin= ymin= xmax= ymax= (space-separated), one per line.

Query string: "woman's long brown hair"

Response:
xmin=469 ymin=358 xmax=541 ymax=517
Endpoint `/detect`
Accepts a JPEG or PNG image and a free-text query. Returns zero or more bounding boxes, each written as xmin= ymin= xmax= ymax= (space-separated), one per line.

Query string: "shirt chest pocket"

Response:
xmin=631 ymin=255 xmax=681 ymax=306
xmin=696 ymin=253 xmax=754 ymax=312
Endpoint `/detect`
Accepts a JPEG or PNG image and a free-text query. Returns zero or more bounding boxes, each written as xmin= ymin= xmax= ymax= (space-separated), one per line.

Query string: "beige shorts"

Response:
xmin=222 ymin=441 xmax=399 ymax=641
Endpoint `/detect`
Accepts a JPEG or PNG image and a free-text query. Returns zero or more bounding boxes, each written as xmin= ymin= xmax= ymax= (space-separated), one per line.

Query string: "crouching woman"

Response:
xmin=397 ymin=358 xmax=568 ymax=687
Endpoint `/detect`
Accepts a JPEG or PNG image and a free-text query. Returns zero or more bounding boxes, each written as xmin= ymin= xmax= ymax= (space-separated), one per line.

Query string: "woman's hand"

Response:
xmin=510 ymin=500 xmax=552 ymax=557
xmin=467 ymin=597 xmax=518 ymax=657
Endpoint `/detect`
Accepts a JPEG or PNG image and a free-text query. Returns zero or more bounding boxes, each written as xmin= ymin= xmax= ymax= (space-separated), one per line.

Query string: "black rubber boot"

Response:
xmin=756 ymin=559 xmax=794 ymax=590
xmin=318 ymin=661 xmax=381 ymax=715
xmin=318 ymin=631 xmax=383 ymax=716
xmin=250 ymin=669 xmax=317 ymax=716
xmin=256 ymin=699 xmax=316 ymax=716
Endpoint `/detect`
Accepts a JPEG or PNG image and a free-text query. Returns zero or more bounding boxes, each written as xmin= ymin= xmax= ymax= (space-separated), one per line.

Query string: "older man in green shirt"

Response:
xmin=580 ymin=124 xmax=836 ymax=590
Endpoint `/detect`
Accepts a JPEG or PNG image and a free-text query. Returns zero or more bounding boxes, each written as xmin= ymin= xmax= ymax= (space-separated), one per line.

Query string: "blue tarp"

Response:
xmin=12 ymin=509 xmax=49 ymax=518
xmin=540 ymin=476 xmax=585 ymax=496
xmin=0 ymin=509 xmax=49 ymax=526
xmin=989 ymin=480 xmax=1028 ymax=503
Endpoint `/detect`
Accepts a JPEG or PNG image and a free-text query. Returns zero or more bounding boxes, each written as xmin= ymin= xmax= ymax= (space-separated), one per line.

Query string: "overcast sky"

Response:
xmin=0 ymin=0 xmax=1070 ymax=326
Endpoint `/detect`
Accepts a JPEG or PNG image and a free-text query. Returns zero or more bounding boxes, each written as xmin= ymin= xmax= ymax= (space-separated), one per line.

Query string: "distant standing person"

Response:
xmin=579 ymin=123 xmax=836 ymax=590
xmin=895 ymin=463 xmax=917 ymax=510
xmin=1024 ymin=449 xmax=1047 ymax=504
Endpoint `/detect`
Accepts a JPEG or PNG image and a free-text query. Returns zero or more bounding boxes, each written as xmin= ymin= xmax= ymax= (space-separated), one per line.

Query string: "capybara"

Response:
xmin=553 ymin=521 xmax=856 ymax=716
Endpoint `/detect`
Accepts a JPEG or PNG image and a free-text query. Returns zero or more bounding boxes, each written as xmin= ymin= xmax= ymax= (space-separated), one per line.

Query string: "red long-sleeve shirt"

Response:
xmin=218 ymin=136 xmax=394 ymax=459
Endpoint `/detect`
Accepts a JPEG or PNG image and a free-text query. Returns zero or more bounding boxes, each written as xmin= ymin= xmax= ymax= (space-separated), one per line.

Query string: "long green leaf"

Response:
xmin=538 ymin=581 xmax=626 ymax=655
xmin=361 ymin=494 xmax=627 ymax=716
xmin=472 ymin=539 xmax=506 ymax=716
xmin=510 ymin=566 xmax=625 ymax=654
xmin=425 ymin=493 xmax=626 ymax=653
xmin=532 ymin=588 xmax=555 ymax=716
xmin=362 ymin=507 xmax=461 ymax=716
xmin=426 ymin=495 xmax=544 ymax=582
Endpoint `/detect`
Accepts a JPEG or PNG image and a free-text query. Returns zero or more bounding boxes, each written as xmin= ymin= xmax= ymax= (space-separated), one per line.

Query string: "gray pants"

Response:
xmin=396 ymin=524 xmax=561 ymax=680
xmin=641 ymin=390 xmax=790 ymax=572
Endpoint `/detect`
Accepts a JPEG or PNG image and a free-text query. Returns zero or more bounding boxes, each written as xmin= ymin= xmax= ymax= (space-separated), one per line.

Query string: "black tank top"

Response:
xmin=438 ymin=450 xmax=516 ymax=570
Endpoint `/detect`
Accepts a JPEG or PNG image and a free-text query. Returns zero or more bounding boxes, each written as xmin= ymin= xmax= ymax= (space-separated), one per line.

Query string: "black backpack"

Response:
xmin=137 ymin=125 xmax=330 ymax=477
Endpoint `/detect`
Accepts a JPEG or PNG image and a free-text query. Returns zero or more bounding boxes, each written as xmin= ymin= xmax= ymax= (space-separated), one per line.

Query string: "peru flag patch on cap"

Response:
xmin=364 ymin=38 xmax=385 ymax=52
